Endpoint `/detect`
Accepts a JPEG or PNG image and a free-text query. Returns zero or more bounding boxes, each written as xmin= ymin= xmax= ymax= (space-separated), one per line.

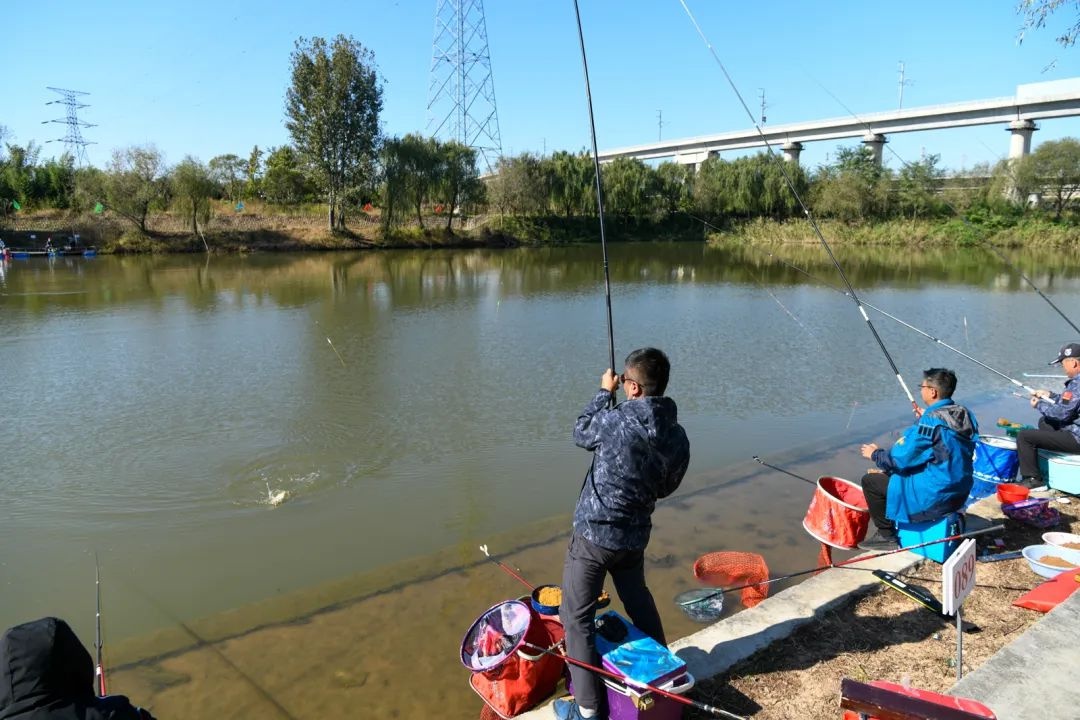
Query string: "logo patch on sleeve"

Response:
xmin=1063 ymin=391 xmax=1073 ymax=402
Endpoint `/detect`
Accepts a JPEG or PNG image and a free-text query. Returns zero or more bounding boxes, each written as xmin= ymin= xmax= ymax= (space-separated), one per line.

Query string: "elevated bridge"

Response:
xmin=598 ymin=78 xmax=1080 ymax=167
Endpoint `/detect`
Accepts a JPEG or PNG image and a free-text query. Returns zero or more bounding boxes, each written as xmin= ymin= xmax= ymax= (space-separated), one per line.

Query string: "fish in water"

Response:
xmin=265 ymin=482 xmax=290 ymax=507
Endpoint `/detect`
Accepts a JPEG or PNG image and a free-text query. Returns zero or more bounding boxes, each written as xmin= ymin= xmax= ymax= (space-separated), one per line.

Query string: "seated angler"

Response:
xmin=857 ymin=368 xmax=978 ymax=551
xmin=1016 ymin=342 xmax=1080 ymax=489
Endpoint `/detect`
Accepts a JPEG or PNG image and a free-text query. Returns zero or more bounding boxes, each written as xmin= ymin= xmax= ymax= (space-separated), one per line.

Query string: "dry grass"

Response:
xmin=684 ymin=500 xmax=1080 ymax=719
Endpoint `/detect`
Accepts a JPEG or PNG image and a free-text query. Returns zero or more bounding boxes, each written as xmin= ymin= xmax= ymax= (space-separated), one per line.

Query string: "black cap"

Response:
xmin=1049 ymin=343 xmax=1080 ymax=365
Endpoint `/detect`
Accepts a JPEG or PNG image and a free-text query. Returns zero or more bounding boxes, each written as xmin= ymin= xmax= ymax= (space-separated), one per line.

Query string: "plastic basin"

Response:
xmin=1041 ymin=531 xmax=1080 ymax=550
xmin=1021 ymin=544 xmax=1080 ymax=579
xmin=997 ymin=483 xmax=1030 ymax=504
xmin=530 ymin=584 xmax=561 ymax=615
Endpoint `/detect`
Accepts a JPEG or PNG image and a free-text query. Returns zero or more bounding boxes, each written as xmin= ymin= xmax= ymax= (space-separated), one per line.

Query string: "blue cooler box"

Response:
xmin=570 ymin=611 xmax=693 ymax=720
xmin=1038 ymin=450 xmax=1080 ymax=495
xmin=896 ymin=513 xmax=964 ymax=563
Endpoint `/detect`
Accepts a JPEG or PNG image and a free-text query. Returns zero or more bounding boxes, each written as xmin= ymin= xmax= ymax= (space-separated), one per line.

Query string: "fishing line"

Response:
xmin=572 ymin=0 xmax=616 ymax=375
xmin=677 ymin=0 xmax=919 ymax=416
xmin=809 ymin=75 xmax=1080 ymax=335
xmin=692 ymin=213 xmax=1043 ymax=395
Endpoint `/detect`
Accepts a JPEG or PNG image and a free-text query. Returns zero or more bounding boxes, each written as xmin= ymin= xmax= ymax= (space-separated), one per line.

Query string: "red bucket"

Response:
xmin=802 ymin=476 xmax=870 ymax=550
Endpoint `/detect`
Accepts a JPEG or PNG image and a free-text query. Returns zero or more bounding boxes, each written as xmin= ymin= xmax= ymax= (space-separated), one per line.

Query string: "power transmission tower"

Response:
xmin=897 ymin=62 xmax=914 ymax=110
xmin=427 ymin=0 xmax=503 ymax=173
xmin=43 ymin=87 xmax=96 ymax=165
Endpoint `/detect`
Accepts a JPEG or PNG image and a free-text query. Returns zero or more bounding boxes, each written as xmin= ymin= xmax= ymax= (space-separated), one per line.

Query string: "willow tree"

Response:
xmin=285 ymin=35 xmax=383 ymax=231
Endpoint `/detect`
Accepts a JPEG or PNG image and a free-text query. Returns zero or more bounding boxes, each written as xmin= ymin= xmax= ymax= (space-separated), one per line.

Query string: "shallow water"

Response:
xmin=0 ymin=244 xmax=1076 ymax=717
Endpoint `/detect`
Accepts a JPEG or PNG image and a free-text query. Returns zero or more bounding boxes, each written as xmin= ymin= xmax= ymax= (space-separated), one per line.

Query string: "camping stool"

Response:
xmin=896 ymin=512 xmax=964 ymax=564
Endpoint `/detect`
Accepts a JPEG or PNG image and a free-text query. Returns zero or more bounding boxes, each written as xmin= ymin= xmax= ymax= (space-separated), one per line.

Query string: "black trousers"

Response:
xmin=560 ymin=532 xmax=665 ymax=714
xmin=861 ymin=472 xmax=895 ymax=537
xmin=1016 ymin=418 xmax=1080 ymax=482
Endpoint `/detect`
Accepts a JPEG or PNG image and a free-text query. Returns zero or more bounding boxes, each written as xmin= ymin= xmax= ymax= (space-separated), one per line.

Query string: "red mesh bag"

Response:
xmin=693 ymin=551 xmax=770 ymax=608
xmin=466 ymin=605 xmax=565 ymax=718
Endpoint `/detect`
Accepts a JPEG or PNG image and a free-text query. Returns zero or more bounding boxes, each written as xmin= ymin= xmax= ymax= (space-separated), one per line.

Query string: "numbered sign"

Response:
xmin=942 ymin=538 xmax=977 ymax=615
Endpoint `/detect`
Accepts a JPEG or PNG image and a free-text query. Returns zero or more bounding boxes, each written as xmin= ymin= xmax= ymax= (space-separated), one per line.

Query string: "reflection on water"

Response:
xmin=1 ymin=245 xmax=1077 ymax=718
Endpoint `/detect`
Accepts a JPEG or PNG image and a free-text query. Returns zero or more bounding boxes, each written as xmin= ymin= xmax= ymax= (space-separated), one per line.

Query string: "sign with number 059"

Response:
xmin=942 ymin=538 xmax=977 ymax=615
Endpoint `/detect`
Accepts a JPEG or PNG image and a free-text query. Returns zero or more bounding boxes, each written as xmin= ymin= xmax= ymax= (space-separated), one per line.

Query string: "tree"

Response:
xmin=262 ymin=146 xmax=314 ymax=204
xmin=547 ymin=151 xmax=593 ymax=219
xmin=208 ymin=154 xmax=246 ymax=204
xmin=897 ymin=154 xmax=944 ymax=220
xmin=487 ymin=154 xmax=547 ymax=217
xmin=285 ymin=34 xmax=383 ymax=231
xmin=601 ymin=157 xmax=656 ymax=222
xmin=655 ymin=162 xmax=694 ymax=219
xmin=810 ymin=146 xmax=890 ymax=222
xmin=1015 ymin=137 xmax=1080 ymax=219
xmin=101 ymin=145 xmax=168 ymax=233
xmin=437 ymin=140 xmax=481 ymax=230
xmin=1018 ymin=0 xmax=1080 ymax=49
xmin=172 ymin=157 xmax=216 ymax=241
xmin=381 ymin=133 xmax=440 ymax=228
xmin=245 ymin=145 xmax=264 ymax=199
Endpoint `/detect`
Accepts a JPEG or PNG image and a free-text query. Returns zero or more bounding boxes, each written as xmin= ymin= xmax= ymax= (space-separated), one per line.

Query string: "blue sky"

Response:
xmin=4 ymin=1 xmax=1079 ymax=173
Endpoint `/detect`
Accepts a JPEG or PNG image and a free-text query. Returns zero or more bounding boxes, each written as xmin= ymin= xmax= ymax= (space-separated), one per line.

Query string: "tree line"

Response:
xmin=2 ymin=30 xmax=1079 ymax=238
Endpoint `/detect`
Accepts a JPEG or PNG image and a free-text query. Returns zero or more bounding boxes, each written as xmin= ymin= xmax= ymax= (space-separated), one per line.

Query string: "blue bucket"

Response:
xmin=972 ymin=435 xmax=1018 ymax=486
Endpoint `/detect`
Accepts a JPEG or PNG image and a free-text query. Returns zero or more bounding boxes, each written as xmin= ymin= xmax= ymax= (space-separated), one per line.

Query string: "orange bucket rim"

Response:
xmin=816 ymin=475 xmax=869 ymax=513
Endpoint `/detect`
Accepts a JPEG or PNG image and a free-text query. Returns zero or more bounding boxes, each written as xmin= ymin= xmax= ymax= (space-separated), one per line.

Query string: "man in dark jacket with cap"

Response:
xmin=1016 ymin=342 xmax=1080 ymax=489
xmin=555 ymin=348 xmax=690 ymax=720
xmin=0 ymin=618 xmax=154 ymax=720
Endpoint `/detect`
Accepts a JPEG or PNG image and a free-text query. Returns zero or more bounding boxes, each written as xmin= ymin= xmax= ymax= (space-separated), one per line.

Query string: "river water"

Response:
xmin=1 ymin=243 xmax=1077 ymax=718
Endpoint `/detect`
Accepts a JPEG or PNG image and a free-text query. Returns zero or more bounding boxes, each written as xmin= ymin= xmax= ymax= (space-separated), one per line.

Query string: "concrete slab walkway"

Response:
xmin=948 ymin=588 xmax=1080 ymax=719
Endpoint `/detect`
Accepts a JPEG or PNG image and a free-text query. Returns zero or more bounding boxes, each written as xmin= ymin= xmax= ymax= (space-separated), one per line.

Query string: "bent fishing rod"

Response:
xmin=522 ymin=642 xmax=747 ymax=720
xmin=810 ymin=78 xmax=1080 ymax=336
xmin=573 ymin=0 xmax=616 ymax=376
xmin=695 ymin=213 xmax=1042 ymax=396
xmin=94 ymin=553 xmax=107 ymax=697
xmin=677 ymin=0 xmax=919 ymax=417
xmin=681 ymin=524 xmax=1005 ymax=609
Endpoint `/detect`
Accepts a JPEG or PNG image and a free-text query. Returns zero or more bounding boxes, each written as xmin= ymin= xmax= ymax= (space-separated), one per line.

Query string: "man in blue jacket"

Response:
xmin=858 ymin=368 xmax=978 ymax=551
xmin=1016 ymin=342 xmax=1080 ymax=489
xmin=555 ymin=348 xmax=690 ymax=720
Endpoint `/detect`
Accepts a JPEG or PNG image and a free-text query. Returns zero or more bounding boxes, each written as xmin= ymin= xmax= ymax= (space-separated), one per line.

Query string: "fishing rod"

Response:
xmin=521 ymin=641 xmax=747 ymax=720
xmin=479 ymin=544 xmax=534 ymax=590
xmin=694 ymin=213 xmax=1043 ymax=396
xmin=752 ymin=455 xmax=816 ymax=486
xmin=677 ymin=1 xmax=919 ymax=417
xmin=94 ymin=553 xmax=107 ymax=697
xmin=810 ymin=77 xmax=1080 ymax=335
xmin=680 ymin=524 xmax=1004 ymax=609
xmin=572 ymin=0 xmax=616 ymax=376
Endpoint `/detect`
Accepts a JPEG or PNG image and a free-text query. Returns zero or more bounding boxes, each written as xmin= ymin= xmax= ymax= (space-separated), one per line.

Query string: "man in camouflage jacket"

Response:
xmin=555 ymin=348 xmax=690 ymax=720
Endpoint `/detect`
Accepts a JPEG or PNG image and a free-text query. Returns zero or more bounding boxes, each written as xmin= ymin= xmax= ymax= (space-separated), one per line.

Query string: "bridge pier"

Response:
xmin=1007 ymin=119 xmax=1037 ymax=160
xmin=675 ymin=150 xmax=709 ymax=173
xmin=862 ymin=133 xmax=887 ymax=166
xmin=781 ymin=141 xmax=803 ymax=164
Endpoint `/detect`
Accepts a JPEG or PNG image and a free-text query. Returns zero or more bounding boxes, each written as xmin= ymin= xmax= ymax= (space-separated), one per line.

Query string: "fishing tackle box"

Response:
xmin=568 ymin=611 xmax=693 ymax=720
xmin=1038 ymin=450 xmax=1080 ymax=495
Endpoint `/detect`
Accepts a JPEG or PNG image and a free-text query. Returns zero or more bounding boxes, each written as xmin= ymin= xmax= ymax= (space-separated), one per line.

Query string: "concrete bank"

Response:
xmin=947 ymin=589 xmax=1080 ymax=719
xmin=519 ymin=547 xmax=925 ymax=719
